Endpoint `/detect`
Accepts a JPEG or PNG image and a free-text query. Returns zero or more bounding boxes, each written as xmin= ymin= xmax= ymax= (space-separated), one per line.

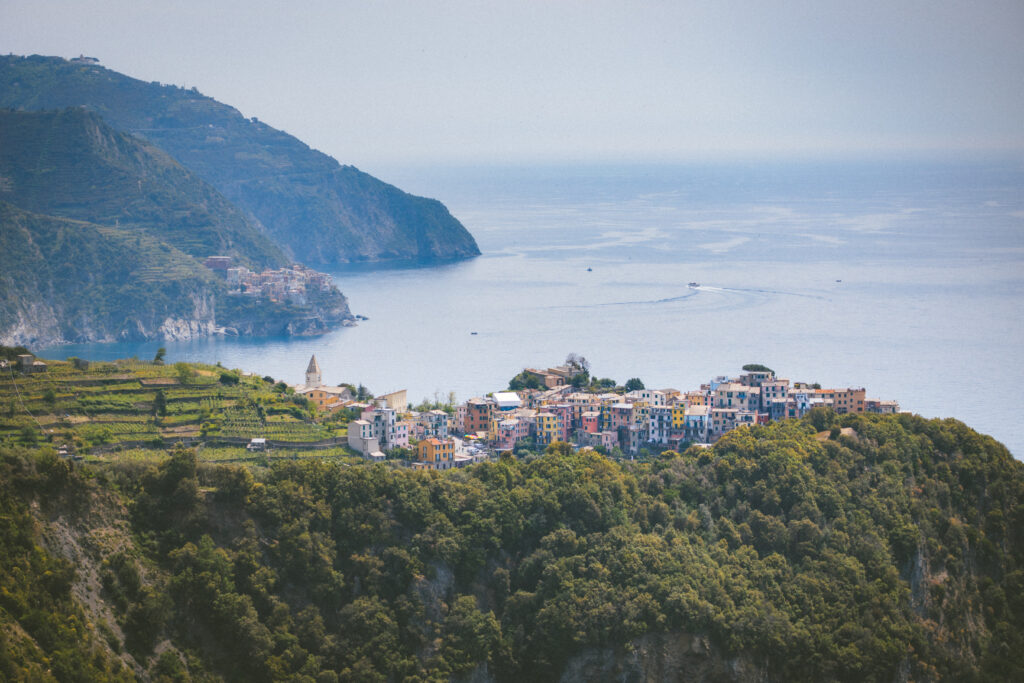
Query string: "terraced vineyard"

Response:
xmin=216 ymin=405 xmax=333 ymax=442
xmin=0 ymin=352 xmax=353 ymax=461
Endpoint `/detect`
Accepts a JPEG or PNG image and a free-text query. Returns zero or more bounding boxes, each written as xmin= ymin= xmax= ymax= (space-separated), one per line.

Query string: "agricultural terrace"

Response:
xmin=0 ymin=355 xmax=362 ymax=465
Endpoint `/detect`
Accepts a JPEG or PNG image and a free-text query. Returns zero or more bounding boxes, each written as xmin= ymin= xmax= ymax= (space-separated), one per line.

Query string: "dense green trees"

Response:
xmin=742 ymin=363 xmax=774 ymax=373
xmin=508 ymin=371 xmax=543 ymax=391
xmin=624 ymin=377 xmax=645 ymax=391
xmin=1 ymin=412 xmax=1022 ymax=681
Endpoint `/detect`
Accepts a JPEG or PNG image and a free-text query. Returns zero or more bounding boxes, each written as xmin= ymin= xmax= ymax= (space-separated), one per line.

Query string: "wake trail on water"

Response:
xmin=554 ymin=284 xmax=828 ymax=310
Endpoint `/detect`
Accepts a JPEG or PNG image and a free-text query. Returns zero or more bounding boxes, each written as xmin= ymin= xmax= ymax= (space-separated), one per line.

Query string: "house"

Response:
xmin=865 ymin=399 xmax=900 ymax=414
xmin=246 ymin=438 xmax=266 ymax=451
xmin=738 ymin=369 xmax=775 ymax=387
xmin=493 ymin=391 xmax=523 ymax=411
xmin=648 ymin=405 xmax=673 ymax=445
xmin=492 ymin=413 xmax=532 ymax=450
xmin=524 ymin=368 xmax=566 ymax=388
xmin=713 ymin=383 xmax=760 ymax=412
xmin=377 ymin=390 xmax=408 ymax=411
xmin=393 ymin=421 xmax=411 ymax=448
xmin=463 ymin=398 xmax=495 ymax=435
xmin=17 ymin=355 xmax=46 ymax=374
xmin=420 ymin=409 xmax=450 ymax=438
xmin=361 ymin=405 xmax=399 ymax=450
xmin=417 ymin=437 xmax=455 ymax=470
xmin=535 ymin=412 xmax=561 ymax=445
xmin=684 ymin=405 xmax=710 ymax=442
xmin=203 ymin=255 xmax=232 ymax=271
xmin=347 ymin=419 xmax=380 ymax=458
xmin=601 ymin=403 xmax=630 ymax=431
xmin=297 ymin=384 xmax=353 ymax=411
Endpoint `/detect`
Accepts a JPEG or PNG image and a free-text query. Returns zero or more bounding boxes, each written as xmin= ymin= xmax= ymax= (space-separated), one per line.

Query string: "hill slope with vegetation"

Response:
xmin=0 ymin=54 xmax=481 ymax=266
xmin=0 ymin=109 xmax=353 ymax=346
xmin=0 ymin=107 xmax=286 ymax=268
xmin=0 ymin=202 xmax=227 ymax=345
xmin=0 ymin=384 xmax=1021 ymax=680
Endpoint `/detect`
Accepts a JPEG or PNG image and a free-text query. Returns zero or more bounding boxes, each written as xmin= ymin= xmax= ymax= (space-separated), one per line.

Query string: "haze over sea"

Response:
xmin=43 ymin=159 xmax=1024 ymax=457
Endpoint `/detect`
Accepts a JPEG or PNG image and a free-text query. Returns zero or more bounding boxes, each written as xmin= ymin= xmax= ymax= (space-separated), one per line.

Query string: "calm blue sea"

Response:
xmin=43 ymin=159 xmax=1024 ymax=456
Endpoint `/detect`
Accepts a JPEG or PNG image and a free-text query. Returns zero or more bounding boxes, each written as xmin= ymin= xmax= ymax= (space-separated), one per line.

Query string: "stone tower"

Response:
xmin=305 ymin=354 xmax=322 ymax=387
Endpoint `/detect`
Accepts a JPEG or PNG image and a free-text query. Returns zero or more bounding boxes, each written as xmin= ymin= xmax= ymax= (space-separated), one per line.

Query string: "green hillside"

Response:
xmin=0 ymin=202 xmax=228 ymax=345
xmin=0 ymin=109 xmax=353 ymax=346
xmin=0 ymin=107 xmax=285 ymax=268
xmin=0 ymin=54 xmax=481 ymax=266
xmin=0 ymin=355 xmax=356 ymax=456
xmin=0 ymin=364 xmax=1021 ymax=681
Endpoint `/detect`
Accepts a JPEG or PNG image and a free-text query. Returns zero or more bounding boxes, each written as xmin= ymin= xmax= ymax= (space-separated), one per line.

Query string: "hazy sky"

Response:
xmin=3 ymin=0 xmax=1023 ymax=168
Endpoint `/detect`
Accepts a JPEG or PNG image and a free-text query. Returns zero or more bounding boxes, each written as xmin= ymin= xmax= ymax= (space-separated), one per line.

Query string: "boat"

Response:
xmin=471 ymin=331 xmax=478 ymax=335
xmin=587 ymin=267 xmax=592 ymax=272
xmin=688 ymin=282 xmax=700 ymax=287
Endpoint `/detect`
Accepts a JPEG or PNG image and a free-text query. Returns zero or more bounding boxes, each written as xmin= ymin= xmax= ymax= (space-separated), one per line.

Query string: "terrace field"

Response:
xmin=0 ymin=353 xmax=362 ymax=465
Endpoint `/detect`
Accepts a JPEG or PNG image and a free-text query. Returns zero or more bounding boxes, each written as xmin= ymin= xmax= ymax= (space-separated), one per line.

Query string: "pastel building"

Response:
xmin=536 ymin=412 xmax=561 ymax=445
xmin=464 ymin=398 xmax=494 ymax=435
xmin=685 ymin=405 xmax=710 ymax=442
xmin=649 ymin=405 xmax=673 ymax=445
xmin=416 ymin=438 xmax=455 ymax=470
xmin=348 ymin=419 xmax=383 ymax=459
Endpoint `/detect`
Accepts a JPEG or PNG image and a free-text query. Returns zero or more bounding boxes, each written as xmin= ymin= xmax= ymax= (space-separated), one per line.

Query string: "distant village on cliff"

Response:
xmin=290 ymin=355 xmax=900 ymax=469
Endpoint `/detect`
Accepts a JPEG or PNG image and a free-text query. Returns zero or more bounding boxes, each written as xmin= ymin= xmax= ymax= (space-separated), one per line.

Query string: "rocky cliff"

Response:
xmin=0 ymin=198 xmax=352 ymax=348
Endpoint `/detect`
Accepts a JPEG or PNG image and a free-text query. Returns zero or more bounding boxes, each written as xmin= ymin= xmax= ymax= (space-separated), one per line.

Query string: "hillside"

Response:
xmin=0 ymin=109 xmax=354 ymax=346
xmin=0 ymin=54 xmax=481 ymax=266
xmin=0 ymin=362 xmax=1021 ymax=682
xmin=0 ymin=202 xmax=227 ymax=345
xmin=0 ymin=355 xmax=364 ymax=457
xmin=0 ymin=107 xmax=285 ymax=268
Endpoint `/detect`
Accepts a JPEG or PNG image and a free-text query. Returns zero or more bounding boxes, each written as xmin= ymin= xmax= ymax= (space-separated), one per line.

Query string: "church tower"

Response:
xmin=305 ymin=354 xmax=322 ymax=387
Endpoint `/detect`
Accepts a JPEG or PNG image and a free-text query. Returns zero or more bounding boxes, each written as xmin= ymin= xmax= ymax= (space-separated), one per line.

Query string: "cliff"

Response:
xmin=0 ymin=202 xmax=352 ymax=346
xmin=0 ymin=108 xmax=354 ymax=346
xmin=0 ymin=109 xmax=355 ymax=346
xmin=0 ymin=54 xmax=481 ymax=265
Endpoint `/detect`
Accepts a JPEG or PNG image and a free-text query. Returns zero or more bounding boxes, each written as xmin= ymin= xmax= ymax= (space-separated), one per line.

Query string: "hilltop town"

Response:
xmin=292 ymin=355 xmax=900 ymax=469
xmin=0 ymin=348 xmax=900 ymax=473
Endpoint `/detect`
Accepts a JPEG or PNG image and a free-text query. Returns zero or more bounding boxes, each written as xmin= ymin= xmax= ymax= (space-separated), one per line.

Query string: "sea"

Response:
xmin=41 ymin=158 xmax=1024 ymax=457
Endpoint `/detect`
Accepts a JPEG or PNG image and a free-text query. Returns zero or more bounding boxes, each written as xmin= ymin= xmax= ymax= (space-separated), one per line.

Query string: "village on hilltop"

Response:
xmin=290 ymin=355 xmax=901 ymax=471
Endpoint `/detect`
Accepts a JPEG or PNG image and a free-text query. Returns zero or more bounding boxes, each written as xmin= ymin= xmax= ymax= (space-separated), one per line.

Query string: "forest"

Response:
xmin=1 ymin=409 xmax=1022 ymax=681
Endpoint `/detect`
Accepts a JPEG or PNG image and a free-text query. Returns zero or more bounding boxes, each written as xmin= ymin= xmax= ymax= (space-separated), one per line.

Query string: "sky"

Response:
xmin=3 ymin=0 xmax=1024 ymax=168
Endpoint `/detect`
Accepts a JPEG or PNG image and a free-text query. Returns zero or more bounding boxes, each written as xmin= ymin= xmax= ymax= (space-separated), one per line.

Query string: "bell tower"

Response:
xmin=305 ymin=354 xmax=322 ymax=387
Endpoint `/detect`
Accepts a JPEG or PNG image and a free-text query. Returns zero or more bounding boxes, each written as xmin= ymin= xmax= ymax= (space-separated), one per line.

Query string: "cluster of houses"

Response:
xmin=294 ymin=357 xmax=901 ymax=465
xmin=204 ymin=256 xmax=334 ymax=305
xmin=461 ymin=365 xmax=900 ymax=456
xmin=293 ymin=355 xmax=482 ymax=470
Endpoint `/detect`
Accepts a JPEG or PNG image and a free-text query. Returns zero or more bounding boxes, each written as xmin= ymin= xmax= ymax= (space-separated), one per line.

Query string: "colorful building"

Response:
xmin=417 ymin=437 xmax=455 ymax=470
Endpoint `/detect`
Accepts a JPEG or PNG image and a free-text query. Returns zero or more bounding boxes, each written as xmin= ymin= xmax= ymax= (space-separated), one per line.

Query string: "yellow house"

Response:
xmin=672 ymin=404 xmax=687 ymax=430
xmin=536 ymin=412 xmax=559 ymax=444
xmin=417 ymin=438 xmax=455 ymax=470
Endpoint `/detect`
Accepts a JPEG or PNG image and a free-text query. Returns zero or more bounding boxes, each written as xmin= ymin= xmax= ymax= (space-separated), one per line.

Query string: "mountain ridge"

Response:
xmin=0 ymin=54 xmax=481 ymax=265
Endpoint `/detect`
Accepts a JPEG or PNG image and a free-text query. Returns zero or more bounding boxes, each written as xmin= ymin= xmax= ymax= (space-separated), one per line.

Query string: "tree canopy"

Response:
xmin=0 ymin=411 xmax=1021 ymax=681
